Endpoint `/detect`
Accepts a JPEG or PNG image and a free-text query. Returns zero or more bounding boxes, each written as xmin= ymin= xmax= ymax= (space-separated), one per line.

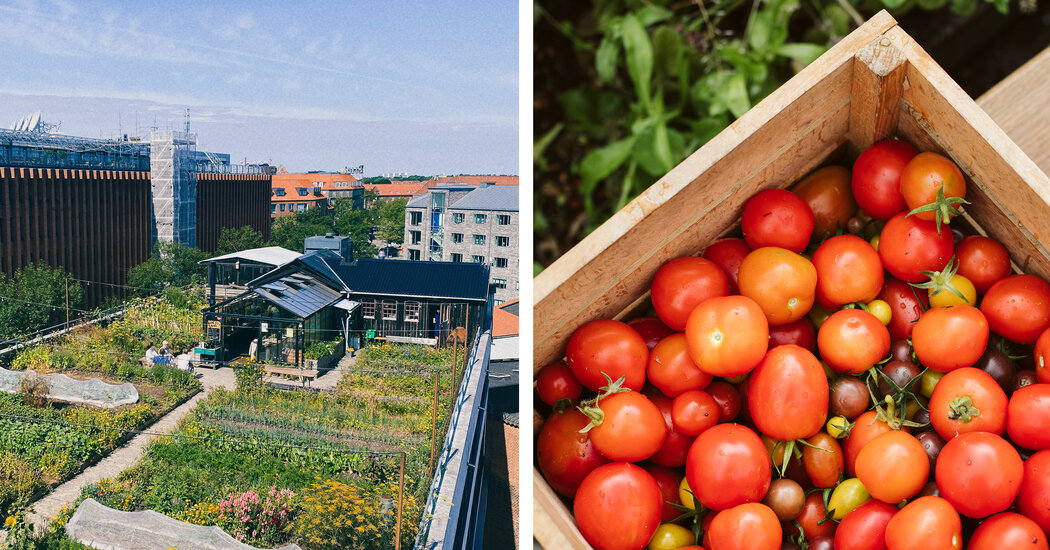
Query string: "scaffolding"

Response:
xmin=0 ymin=129 xmax=150 ymax=171
xmin=149 ymin=130 xmax=197 ymax=246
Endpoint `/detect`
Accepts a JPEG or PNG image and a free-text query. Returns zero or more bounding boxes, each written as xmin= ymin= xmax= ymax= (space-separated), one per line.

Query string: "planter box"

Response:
xmin=307 ymin=338 xmax=345 ymax=371
xmin=532 ymin=11 xmax=1050 ymax=549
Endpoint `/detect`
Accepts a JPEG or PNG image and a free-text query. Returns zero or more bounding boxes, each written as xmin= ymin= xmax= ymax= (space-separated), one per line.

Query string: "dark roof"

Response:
xmin=252 ymin=271 xmax=342 ymax=318
xmin=322 ymin=256 xmax=490 ymax=301
xmin=500 ymin=301 xmax=519 ymax=316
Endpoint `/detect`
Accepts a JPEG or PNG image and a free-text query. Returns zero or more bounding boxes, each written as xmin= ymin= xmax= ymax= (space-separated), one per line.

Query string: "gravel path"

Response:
xmin=27 ymin=368 xmax=236 ymax=529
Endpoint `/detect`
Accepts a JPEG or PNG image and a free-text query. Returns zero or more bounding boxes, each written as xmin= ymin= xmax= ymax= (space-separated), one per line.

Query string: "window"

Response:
xmin=496 ymin=236 xmax=510 ymax=247
xmin=495 ymin=257 xmax=508 ymax=268
xmin=270 ymin=204 xmax=276 ymax=214
xmin=410 ymin=231 xmax=421 ymax=245
xmin=296 ymin=187 xmax=310 ymax=196
xmin=497 ymin=214 xmax=511 ymax=225
xmin=273 ymin=188 xmax=286 ymax=196
xmin=279 ymin=204 xmax=286 ymax=212
xmin=409 ymin=249 xmax=421 ymax=261
xmin=452 ymin=233 xmax=463 ymax=243
xmin=493 ymin=278 xmax=507 ymax=289
xmin=405 ymin=302 xmax=421 ymax=323
xmin=410 ymin=211 xmax=422 ymax=225
xmin=362 ymin=301 xmax=376 ymax=319
xmin=297 ymin=203 xmax=307 ymax=212
xmin=451 ymin=253 xmax=463 ymax=262
xmin=382 ymin=301 xmax=397 ymax=321
xmin=495 ymin=299 xmax=505 ymax=306
xmin=472 ymin=255 xmax=485 ymax=263
xmin=474 ymin=213 xmax=487 ymax=224
xmin=453 ymin=213 xmax=465 ymax=224
xmin=473 ymin=234 xmax=486 ymax=245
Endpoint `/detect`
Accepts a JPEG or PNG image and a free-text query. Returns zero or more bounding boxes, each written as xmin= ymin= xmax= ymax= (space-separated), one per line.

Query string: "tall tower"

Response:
xmin=149 ymin=130 xmax=197 ymax=246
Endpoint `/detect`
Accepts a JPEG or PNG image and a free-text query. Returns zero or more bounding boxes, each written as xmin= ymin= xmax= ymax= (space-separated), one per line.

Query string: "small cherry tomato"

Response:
xmin=641 ymin=463 xmax=686 ymax=524
xmin=968 ymin=512 xmax=1049 ymax=550
xmin=1035 ymin=326 xmax=1050 ymax=384
xmin=536 ymin=361 xmax=582 ymax=406
xmin=794 ymin=492 xmax=837 ymax=539
xmin=702 ymin=238 xmax=751 ymax=294
xmin=651 ymin=256 xmax=730 ymax=332
xmin=628 ymin=316 xmax=676 ymax=350
xmin=705 ymin=381 xmax=742 ymax=423
xmin=647 ymin=523 xmax=696 ymax=550
xmin=817 ymin=309 xmax=890 ymax=375
xmin=852 ymin=140 xmax=916 ymax=220
xmin=878 ymin=276 xmax=929 ymax=341
xmin=866 ymin=299 xmax=891 ymax=325
xmin=671 ymin=389 xmax=719 ymax=437
xmin=741 ymin=189 xmax=814 ymax=253
xmin=834 ymin=499 xmax=897 ymax=550
xmin=791 ymin=165 xmax=856 ymax=241
xmin=686 ymin=424 xmax=771 ymax=511
xmin=803 ymin=432 xmax=845 ymax=488
xmin=911 ymin=305 xmax=989 ymax=373
xmin=899 ymin=152 xmax=967 ymax=227
xmin=1007 ymin=384 xmax=1050 ymax=450
xmin=826 ymin=416 xmax=850 ymax=439
xmin=748 ymin=345 xmax=829 ymax=441
xmin=646 ymin=390 xmax=696 ymax=468
xmin=935 ymin=431 xmax=1022 ymax=518
xmin=855 ymin=431 xmax=928 ymax=504
xmin=878 ymin=212 xmax=955 ymax=283
xmin=955 ymin=235 xmax=1011 ymax=295
xmin=685 ymin=295 xmax=769 ymax=377
xmin=706 ymin=503 xmax=782 ymax=550
xmin=980 ymin=274 xmax=1050 ymax=345
xmin=843 ymin=410 xmax=894 ymax=477
xmin=884 ymin=496 xmax=962 ymax=550
xmin=928 ymin=367 xmax=1007 ymax=440
xmin=762 ymin=478 xmax=805 ymax=521
xmin=812 ymin=234 xmax=884 ymax=308
xmin=648 ymin=333 xmax=713 ymax=398
xmin=678 ymin=476 xmax=697 ymax=511
xmin=536 ymin=408 xmax=611 ymax=497
xmin=587 ymin=391 xmax=668 ymax=462
xmin=738 ymin=247 xmax=817 ymax=326
xmin=828 ymin=478 xmax=871 ymax=520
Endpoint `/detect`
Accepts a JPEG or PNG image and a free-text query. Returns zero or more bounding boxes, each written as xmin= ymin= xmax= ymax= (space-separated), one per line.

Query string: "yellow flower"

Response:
xmin=5 ymin=516 xmax=16 ymax=527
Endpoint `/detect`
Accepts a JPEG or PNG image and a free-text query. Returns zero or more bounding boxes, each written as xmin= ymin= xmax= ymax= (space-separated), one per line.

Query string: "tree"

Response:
xmin=373 ymin=198 xmax=407 ymax=243
xmin=334 ymin=209 xmax=378 ymax=258
xmin=127 ymin=241 xmax=209 ymax=295
xmin=0 ymin=263 xmax=83 ymax=340
xmin=216 ymin=226 xmax=265 ymax=255
xmin=268 ymin=212 xmax=334 ymax=253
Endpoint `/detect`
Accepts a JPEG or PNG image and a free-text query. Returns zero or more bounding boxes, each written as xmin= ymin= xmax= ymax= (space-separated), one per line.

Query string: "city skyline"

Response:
xmin=0 ymin=0 xmax=518 ymax=176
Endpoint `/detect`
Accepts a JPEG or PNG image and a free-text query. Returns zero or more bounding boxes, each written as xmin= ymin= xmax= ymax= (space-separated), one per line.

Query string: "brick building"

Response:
xmin=404 ymin=184 xmax=518 ymax=303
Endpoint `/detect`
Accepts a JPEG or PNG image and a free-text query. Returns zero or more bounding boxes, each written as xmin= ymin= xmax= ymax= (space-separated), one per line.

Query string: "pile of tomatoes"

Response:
xmin=535 ymin=139 xmax=1050 ymax=550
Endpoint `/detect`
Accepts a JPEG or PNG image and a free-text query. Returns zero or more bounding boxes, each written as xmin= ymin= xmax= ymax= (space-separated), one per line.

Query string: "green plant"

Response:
xmin=235 ymin=360 xmax=266 ymax=391
xmin=304 ymin=339 xmax=341 ymax=360
xmin=18 ymin=373 xmax=51 ymax=408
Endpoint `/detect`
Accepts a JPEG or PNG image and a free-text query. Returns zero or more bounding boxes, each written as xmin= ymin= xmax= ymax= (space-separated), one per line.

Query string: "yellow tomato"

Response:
xmin=828 ymin=478 xmax=871 ymax=520
xmin=826 ymin=416 xmax=851 ymax=439
xmin=928 ymin=273 xmax=977 ymax=307
xmin=678 ymin=477 xmax=695 ymax=511
xmin=648 ymin=523 xmax=697 ymax=550
xmin=870 ymin=235 xmax=880 ymax=251
xmin=866 ymin=299 xmax=892 ymax=325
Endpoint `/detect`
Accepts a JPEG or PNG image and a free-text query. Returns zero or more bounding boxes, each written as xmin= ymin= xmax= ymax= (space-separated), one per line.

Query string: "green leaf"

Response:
xmin=654 ymin=122 xmax=674 ymax=172
xmin=533 ymin=123 xmax=563 ymax=169
xmin=652 ymin=25 xmax=682 ymax=77
xmin=621 ymin=13 xmax=654 ymax=111
xmin=723 ymin=72 xmax=751 ymax=118
xmin=776 ymin=43 xmax=828 ymax=66
xmin=634 ymin=4 xmax=674 ymax=26
xmin=595 ymin=35 xmax=620 ymax=83
xmin=579 ymin=137 xmax=636 ymax=196
xmin=989 ymin=0 xmax=1009 ymax=13
xmin=748 ymin=11 xmax=774 ymax=53
xmin=916 ymin=0 xmax=948 ymax=9
xmin=880 ymin=0 xmax=909 ymax=9
xmin=950 ymin=0 xmax=978 ymax=13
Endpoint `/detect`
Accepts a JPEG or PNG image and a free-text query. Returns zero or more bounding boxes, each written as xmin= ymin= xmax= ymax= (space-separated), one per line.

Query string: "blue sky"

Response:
xmin=0 ymin=0 xmax=518 ymax=175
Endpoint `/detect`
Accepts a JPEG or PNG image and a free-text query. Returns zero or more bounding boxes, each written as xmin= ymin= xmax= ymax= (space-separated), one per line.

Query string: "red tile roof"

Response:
xmin=364 ymin=183 xmax=427 ymax=197
xmin=426 ymin=175 xmax=518 ymax=187
xmin=492 ymin=299 xmax=519 ymax=337
xmin=271 ymin=178 xmax=326 ymax=203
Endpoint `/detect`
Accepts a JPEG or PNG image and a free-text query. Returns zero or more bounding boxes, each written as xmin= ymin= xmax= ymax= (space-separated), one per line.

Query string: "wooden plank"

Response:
xmin=533 ymin=11 xmax=898 ymax=371
xmin=533 ymin=468 xmax=590 ymax=549
xmin=848 ymin=33 xmax=907 ymax=155
xmin=976 ymin=46 xmax=1050 ymax=178
xmin=890 ymin=25 xmax=1050 ymax=282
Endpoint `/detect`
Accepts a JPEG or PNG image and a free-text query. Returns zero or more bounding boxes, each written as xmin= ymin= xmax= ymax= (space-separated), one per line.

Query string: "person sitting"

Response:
xmin=175 ymin=348 xmax=193 ymax=373
xmin=160 ymin=340 xmax=174 ymax=359
xmin=145 ymin=343 xmax=159 ymax=365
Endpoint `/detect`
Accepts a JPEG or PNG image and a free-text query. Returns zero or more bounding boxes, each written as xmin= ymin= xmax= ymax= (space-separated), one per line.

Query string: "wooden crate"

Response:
xmin=532 ymin=10 xmax=1050 ymax=549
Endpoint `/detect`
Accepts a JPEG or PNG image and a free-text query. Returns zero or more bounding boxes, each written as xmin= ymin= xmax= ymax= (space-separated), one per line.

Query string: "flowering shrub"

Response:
xmin=292 ymin=479 xmax=419 ymax=550
xmin=234 ymin=358 xmax=265 ymax=390
xmin=217 ymin=486 xmax=295 ymax=545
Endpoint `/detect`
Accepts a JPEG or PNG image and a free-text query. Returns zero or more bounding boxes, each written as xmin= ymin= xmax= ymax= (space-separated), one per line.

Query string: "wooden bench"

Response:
xmin=263 ymin=366 xmax=319 ymax=387
xmin=977 ymin=45 xmax=1050 ymax=176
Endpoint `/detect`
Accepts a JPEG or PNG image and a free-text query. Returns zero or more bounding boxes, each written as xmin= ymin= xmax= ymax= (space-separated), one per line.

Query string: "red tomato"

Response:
xmin=737 ymin=247 xmax=817 ymax=326
xmin=878 ymin=276 xmax=929 ymax=341
xmin=706 ymin=503 xmax=782 ymax=550
xmin=812 ymin=234 xmax=884 ymax=308
xmin=791 ymin=165 xmax=857 ymax=241
xmin=768 ymin=317 xmax=816 ymax=351
xmin=802 ymin=432 xmax=844 ymax=489
xmin=685 ymin=295 xmax=769 ymax=377
xmin=980 ymin=274 xmax=1050 ymax=345
xmin=671 ymin=389 xmax=719 ymax=437
xmin=855 ymin=431 xmax=929 ymax=504
xmin=817 ymin=309 xmax=890 ymax=375
xmin=884 ymin=496 xmax=962 ymax=550
xmin=536 ymin=361 xmax=582 ymax=407
xmin=701 ymin=238 xmax=751 ymax=294
xmin=793 ymin=492 xmax=837 ymax=540
xmin=1036 ymin=327 xmax=1050 ymax=384
xmin=899 ymin=152 xmax=967 ymax=225
xmin=627 ymin=316 xmax=675 ymax=350
xmin=588 ymin=391 xmax=668 ymax=462
xmin=1007 ymin=384 xmax=1050 ymax=450
xmin=741 ymin=188 xmax=814 ymax=253
xmin=641 ymin=463 xmax=686 ymax=524
xmin=686 ymin=424 xmax=771 ymax=511
xmin=955 ymin=236 xmax=1011 ymax=295
xmin=651 ymin=256 xmax=730 ymax=332
xmin=1017 ymin=450 xmax=1050 ymax=536
xmin=844 ymin=411 xmax=894 ymax=477
xmin=646 ymin=390 xmax=696 ymax=468
xmin=536 ymin=408 xmax=610 ymax=497
xmin=911 ymin=306 xmax=989 ymax=373
xmin=834 ymin=499 xmax=897 ymax=550
xmin=928 ymin=367 xmax=1007 ymax=440
xmin=748 ymin=345 xmax=829 ymax=441
xmin=969 ymin=512 xmax=1048 ymax=550
xmin=574 ymin=463 xmax=662 ymax=550
xmin=852 ymin=140 xmax=917 ymax=220
xmin=878 ymin=212 xmax=954 ymax=283
xmin=705 ymin=381 xmax=742 ymax=423
xmin=935 ymin=431 xmax=1022 ymax=518
xmin=647 ymin=333 xmax=713 ymax=398
xmin=566 ymin=319 xmax=648 ymax=392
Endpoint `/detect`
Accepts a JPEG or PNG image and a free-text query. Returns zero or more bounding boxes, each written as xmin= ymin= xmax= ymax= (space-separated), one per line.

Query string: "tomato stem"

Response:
xmin=904 ymin=182 xmax=969 ymax=235
xmin=947 ymin=396 xmax=981 ymax=423
xmin=910 ymin=256 xmax=968 ymax=304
